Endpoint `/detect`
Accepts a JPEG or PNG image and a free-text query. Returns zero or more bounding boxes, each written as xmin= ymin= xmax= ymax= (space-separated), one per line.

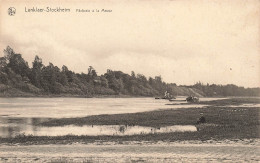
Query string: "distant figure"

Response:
xmin=119 ymin=125 xmax=126 ymax=133
xmin=197 ymin=113 xmax=206 ymax=124
xmin=164 ymin=91 xmax=168 ymax=98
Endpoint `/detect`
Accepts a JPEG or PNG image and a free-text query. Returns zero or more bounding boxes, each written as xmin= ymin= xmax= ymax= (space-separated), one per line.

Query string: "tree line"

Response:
xmin=0 ymin=46 xmax=259 ymax=97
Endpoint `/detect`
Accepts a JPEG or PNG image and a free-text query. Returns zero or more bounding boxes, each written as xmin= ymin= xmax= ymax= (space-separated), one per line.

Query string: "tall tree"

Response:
xmin=31 ymin=55 xmax=43 ymax=88
xmin=4 ymin=46 xmax=30 ymax=78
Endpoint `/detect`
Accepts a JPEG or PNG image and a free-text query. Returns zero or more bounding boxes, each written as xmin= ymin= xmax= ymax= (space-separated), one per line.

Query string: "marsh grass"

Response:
xmin=40 ymin=106 xmax=259 ymax=128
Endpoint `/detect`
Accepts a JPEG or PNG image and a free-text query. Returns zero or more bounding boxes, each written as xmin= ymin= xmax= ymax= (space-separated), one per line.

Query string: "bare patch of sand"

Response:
xmin=1 ymin=139 xmax=259 ymax=162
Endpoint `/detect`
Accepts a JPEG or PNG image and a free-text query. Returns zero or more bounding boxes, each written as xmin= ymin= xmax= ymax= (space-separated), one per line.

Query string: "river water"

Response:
xmin=0 ymin=97 xmax=209 ymax=118
xmin=0 ymin=97 xmax=223 ymax=138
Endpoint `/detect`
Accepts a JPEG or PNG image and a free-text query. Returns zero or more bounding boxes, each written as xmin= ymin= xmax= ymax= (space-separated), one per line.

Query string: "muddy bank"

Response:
xmin=1 ymin=124 xmax=259 ymax=145
xmin=1 ymin=140 xmax=259 ymax=163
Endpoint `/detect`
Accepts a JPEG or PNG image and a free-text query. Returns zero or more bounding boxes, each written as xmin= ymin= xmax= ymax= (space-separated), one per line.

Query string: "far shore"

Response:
xmin=0 ymin=93 xmax=259 ymax=98
xmin=0 ymin=94 xmax=149 ymax=98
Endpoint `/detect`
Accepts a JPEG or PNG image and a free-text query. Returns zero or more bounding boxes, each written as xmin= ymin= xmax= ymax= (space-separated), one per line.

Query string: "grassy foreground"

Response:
xmin=0 ymin=98 xmax=259 ymax=144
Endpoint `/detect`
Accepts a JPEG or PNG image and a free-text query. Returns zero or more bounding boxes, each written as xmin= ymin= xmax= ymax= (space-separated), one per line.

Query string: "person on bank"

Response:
xmin=197 ymin=113 xmax=206 ymax=124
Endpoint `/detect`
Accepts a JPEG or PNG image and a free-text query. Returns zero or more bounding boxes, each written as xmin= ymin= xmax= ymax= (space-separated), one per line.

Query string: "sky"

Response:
xmin=0 ymin=0 xmax=259 ymax=87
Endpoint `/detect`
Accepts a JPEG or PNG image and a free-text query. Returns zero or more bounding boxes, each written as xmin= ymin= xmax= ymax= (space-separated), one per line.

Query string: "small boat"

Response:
xmin=155 ymin=91 xmax=176 ymax=100
xmin=186 ymin=96 xmax=199 ymax=103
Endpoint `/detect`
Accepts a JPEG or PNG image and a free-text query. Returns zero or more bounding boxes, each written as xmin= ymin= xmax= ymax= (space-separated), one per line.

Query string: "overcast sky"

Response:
xmin=0 ymin=0 xmax=259 ymax=87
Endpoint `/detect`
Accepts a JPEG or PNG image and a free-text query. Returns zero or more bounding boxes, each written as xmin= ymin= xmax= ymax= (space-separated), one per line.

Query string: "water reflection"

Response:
xmin=0 ymin=117 xmax=197 ymax=138
xmin=0 ymin=117 xmax=48 ymax=138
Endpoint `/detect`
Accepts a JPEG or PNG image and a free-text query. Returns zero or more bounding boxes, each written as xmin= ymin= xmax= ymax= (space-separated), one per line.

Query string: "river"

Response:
xmin=0 ymin=97 xmax=224 ymax=138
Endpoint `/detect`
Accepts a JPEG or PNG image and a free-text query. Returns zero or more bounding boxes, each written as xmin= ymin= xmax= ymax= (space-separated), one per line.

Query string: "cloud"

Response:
xmin=0 ymin=0 xmax=259 ymax=87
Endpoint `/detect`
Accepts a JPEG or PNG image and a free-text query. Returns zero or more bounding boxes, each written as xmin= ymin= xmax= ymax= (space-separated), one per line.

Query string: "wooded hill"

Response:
xmin=0 ymin=46 xmax=259 ymax=97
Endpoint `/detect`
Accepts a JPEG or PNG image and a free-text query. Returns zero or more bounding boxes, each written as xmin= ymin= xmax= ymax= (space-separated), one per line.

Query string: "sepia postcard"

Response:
xmin=0 ymin=0 xmax=259 ymax=162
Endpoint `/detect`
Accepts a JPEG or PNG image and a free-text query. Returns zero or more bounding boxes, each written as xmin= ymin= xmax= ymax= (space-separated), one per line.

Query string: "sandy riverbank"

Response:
xmin=1 ymin=140 xmax=259 ymax=162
